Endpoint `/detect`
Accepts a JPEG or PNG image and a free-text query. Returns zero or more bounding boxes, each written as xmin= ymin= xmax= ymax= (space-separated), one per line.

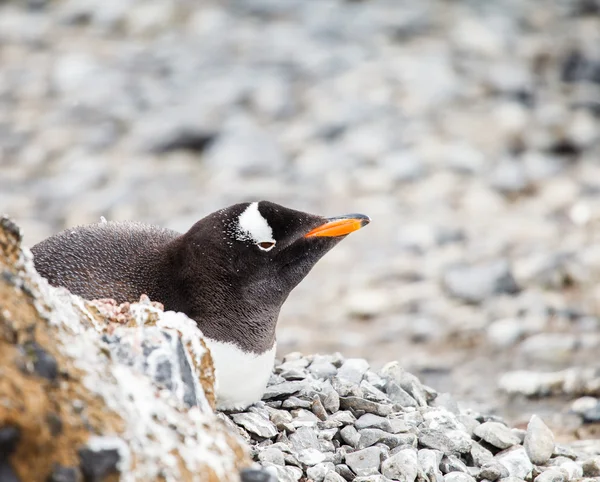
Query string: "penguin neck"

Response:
xmin=156 ymin=238 xmax=280 ymax=354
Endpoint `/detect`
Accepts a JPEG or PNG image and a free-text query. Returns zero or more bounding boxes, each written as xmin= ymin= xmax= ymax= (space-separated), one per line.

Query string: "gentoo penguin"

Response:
xmin=32 ymin=201 xmax=370 ymax=409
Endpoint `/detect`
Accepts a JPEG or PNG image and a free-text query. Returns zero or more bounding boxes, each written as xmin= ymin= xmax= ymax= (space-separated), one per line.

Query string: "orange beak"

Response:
xmin=305 ymin=214 xmax=370 ymax=238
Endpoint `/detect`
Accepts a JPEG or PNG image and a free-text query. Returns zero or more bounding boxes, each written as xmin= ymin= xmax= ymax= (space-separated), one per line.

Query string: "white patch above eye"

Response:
xmin=235 ymin=202 xmax=276 ymax=247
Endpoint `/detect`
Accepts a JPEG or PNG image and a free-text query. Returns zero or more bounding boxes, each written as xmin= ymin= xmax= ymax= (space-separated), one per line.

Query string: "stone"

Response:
xmin=381 ymin=448 xmax=418 ymax=481
xmin=418 ymin=449 xmax=444 ymax=482
xmin=297 ymin=448 xmax=327 ymax=466
xmin=419 ymin=429 xmax=472 ymax=455
xmin=442 ymin=260 xmax=519 ymax=304
xmin=319 ymin=381 xmax=341 ymax=413
xmin=357 ymin=429 xmax=416 ymax=450
xmin=47 ymin=465 xmax=82 ymax=482
xmin=289 ymin=427 xmax=321 ymax=451
xmin=339 ymin=397 xmax=393 ymax=416
xmin=240 ymin=468 xmax=279 ymax=482
xmin=78 ymin=447 xmax=120 ymax=481
xmin=470 ymin=441 xmax=494 ymax=466
xmin=340 ymin=425 xmax=361 ymax=448
xmin=231 ymin=413 xmax=278 ymax=439
xmin=263 ymin=381 xmax=308 ymax=399
xmin=258 ymin=447 xmax=285 ymax=466
xmin=581 ymin=457 xmax=600 ymax=476
xmin=474 ymin=422 xmax=521 ymax=449
xmin=0 ymin=426 xmax=20 ymax=456
xmin=355 ymin=414 xmax=394 ymax=432
xmin=556 ymin=459 xmax=582 ymax=479
xmin=310 ymin=361 xmax=338 ymax=379
xmin=444 ymin=474 xmax=476 ymax=482
xmin=495 ymin=446 xmax=533 ymax=480
xmin=19 ymin=340 xmax=58 ymax=381
xmin=386 ymin=381 xmax=418 ymax=407
xmin=533 ymin=469 xmax=566 ymax=482
xmin=335 ymin=463 xmax=356 ymax=481
xmin=479 ymin=461 xmax=509 ymax=481
xmin=324 ymin=471 xmax=346 ymax=482
xmin=345 ymin=447 xmax=383 ymax=477
xmin=524 ymin=415 xmax=554 ymax=465
xmin=307 ymin=463 xmax=335 ymax=482
xmin=440 ymin=454 xmax=470 ymax=474
xmin=337 ymin=358 xmax=370 ymax=384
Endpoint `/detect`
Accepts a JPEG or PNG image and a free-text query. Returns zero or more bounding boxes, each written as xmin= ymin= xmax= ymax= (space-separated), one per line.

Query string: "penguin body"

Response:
xmin=32 ymin=201 xmax=369 ymax=409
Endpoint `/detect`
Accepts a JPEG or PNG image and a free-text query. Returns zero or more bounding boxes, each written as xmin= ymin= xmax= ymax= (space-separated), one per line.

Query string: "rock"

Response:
xmin=297 ymin=448 xmax=327 ymax=466
xmin=258 ymin=447 xmax=285 ymax=466
xmin=419 ymin=429 xmax=472 ymax=455
xmin=340 ymin=425 xmax=361 ymax=448
xmin=418 ymin=448 xmax=444 ymax=482
xmin=78 ymin=446 xmax=120 ymax=481
xmin=339 ymin=397 xmax=393 ymax=417
xmin=337 ymin=358 xmax=370 ymax=384
xmin=357 ymin=429 xmax=416 ymax=450
xmin=533 ymin=469 xmax=566 ymax=482
xmin=263 ymin=381 xmax=308 ymax=400
xmin=0 ymin=426 xmax=20 ymax=456
xmin=444 ymin=474 xmax=476 ymax=482
xmin=386 ymin=381 xmax=418 ymax=407
xmin=495 ymin=446 xmax=533 ymax=479
xmin=18 ymin=340 xmax=58 ymax=381
xmin=381 ymin=448 xmax=418 ymax=481
xmin=442 ymin=260 xmax=519 ymax=304
xmin=47 ymin=465 xmax=82 ymax=482
xmin=345 ymin=447 xmax=383 ymax=477
xmin=318 ymin=381 xmax=341 ymax=413
xmin=474 ymin=422 xmax=521 ymax=449
xmin=355 ymin=414 xmax=394 ymax=432
xmin=231 ymin=413 xmax=278 ymax=439
xmin=480 ymin=461 xmax=509 ymax=481
xmin=0 ymin=219 xmax=250 ymax=481
xmin=310 ymin=361 xmax=338 ymax=379
xmin=524 ymin=415 xmax=554 ymax=465
xmin=240 ymin=468 xmax=278 ymax=482
xmin=324 ymin=471 xmax=346 ymax=482
xmin=581 ymin=457 xmax=600 ymax=476
xmin=289 ymin=427 xmax=321 ymax=451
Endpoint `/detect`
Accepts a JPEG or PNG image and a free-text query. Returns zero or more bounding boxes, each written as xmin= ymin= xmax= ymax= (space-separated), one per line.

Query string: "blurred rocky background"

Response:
xmin=1 ymin=0 xmax=600 ymax=439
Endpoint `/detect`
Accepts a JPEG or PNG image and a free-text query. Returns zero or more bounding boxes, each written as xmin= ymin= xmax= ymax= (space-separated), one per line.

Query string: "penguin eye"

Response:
xmin=257 ymin=241 xmax=276 ymax=251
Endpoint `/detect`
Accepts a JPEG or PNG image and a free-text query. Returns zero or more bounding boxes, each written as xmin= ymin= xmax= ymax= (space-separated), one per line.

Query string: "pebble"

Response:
xmin=495 ymin=446 xmax=533 ymax=480
xmin=231 ymin=413 xmax=278 ymax=439
xmin=474 ymin=422 xmax=521 ymax=450
xmin=442 ymin=260 xmax=519 ymax=304
xmin=345 ymin=447 xmax=383 ymax=477
xmin=524 ymin=415 xmax=555 ymax=465
xmin=381 ymin=448 xmax=418 ymax=481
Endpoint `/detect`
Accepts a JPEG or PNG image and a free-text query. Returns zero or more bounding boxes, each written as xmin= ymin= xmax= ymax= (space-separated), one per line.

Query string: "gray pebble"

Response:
xmin=263 ymin=381 xmax=308 ymax=400
xmin=381 ymin=447 xmax=418 ymax=482
xmin=355 ymin=414 xmax=394 ymax=432
xmin=358 ymin=429 xmax=416 ymax=450
xmin=444 ymin=472 xmax=475 ymax=482
xmin=444 ymin=474 xmax=476 ymax=482
xmin=335 ymin=464 xmax=355 ymax=481
xmin=337 ymin=358 xmax=370 ymax=384
xmin=230 ymin=413 xmax=278 ymax=439
xmin=533 ymin=469 xmax=566 ymax=482
xmin=258 ymin=447 xmax=285 ymax=466
xmin=479 ymin=461 xmax=509 ymax=481
xmin=419 ymin=429 xmax=472 ymax=455
xmin=310 ymin=361 xmax=338 ymax=379
xmin=318 ymin=381 xmax=341 ymax=413
xmin=324 ymin=471 xmax=346 ymax=482
xmin=442 ymin=260 xmax=519 ymax=304
xmin=289 ymin=426 xmax=320 ymax=451
xmin=474 ymin=422 xmax=521 ymax=449
xmin=345 ymin=446 xmax=383 ymax=477
xmin=418 ymin=448 xmax=444 ymax=482
xmin=524 ymin=415 xmax=554 ymax=465
xmin=340 ymin=425 xmax=361 ymax=448
xmin=495 ymin=446 xmax=533 ymax=480
xmin=339 ymin=397 xmax=393 ymax=417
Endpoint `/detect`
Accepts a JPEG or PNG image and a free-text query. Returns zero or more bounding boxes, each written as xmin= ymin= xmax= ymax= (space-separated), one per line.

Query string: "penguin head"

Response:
xmin=181 ymin=201 xmax=370 ymax=313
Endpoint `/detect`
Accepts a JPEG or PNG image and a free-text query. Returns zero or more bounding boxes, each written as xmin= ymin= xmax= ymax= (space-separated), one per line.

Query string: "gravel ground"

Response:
xmin=2 ymin=0 xmax=600 ymax=437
